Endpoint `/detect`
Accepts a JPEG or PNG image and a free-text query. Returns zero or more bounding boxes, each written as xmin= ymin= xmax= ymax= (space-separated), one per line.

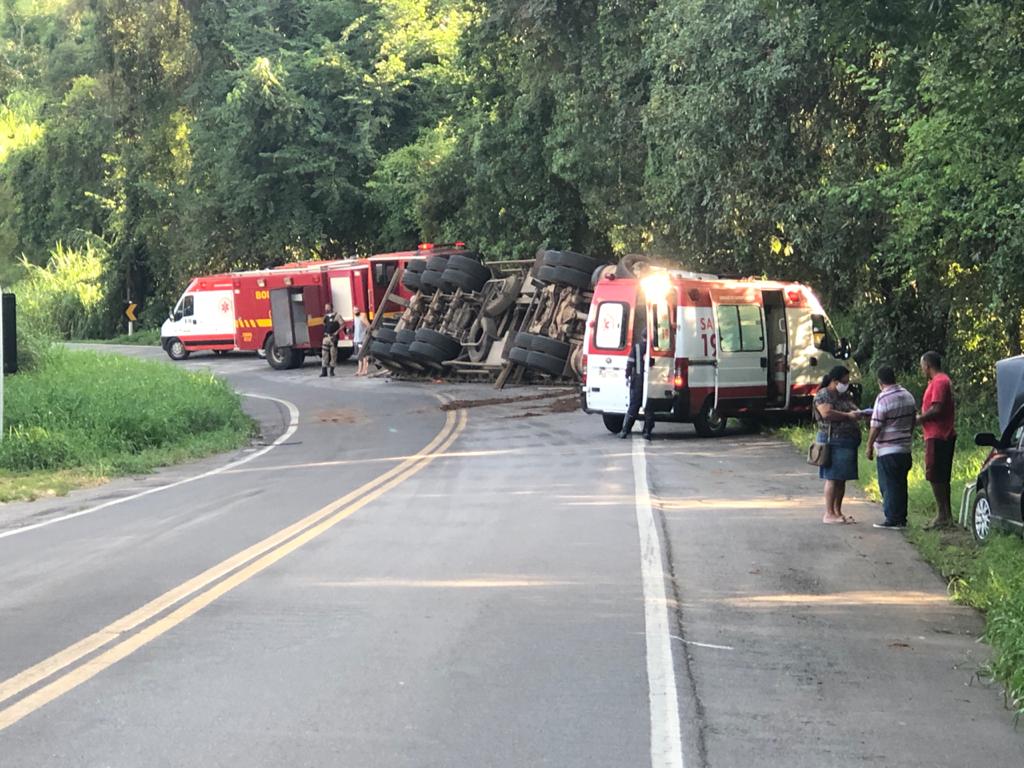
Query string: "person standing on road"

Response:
xmin=866 ymin=365 xmax=917 ymax=529
xmin=918 ymin=351 xmax=957 ymax=529
xmin=814 ymin=365 xmax=865 ymax=524
xmin=320 ymin=304 xmax=341 ymax=378
xmin=353 ymin=308 xmax=370 ymax=377
xmin=619 ymin=328 xmax=655 ymax=440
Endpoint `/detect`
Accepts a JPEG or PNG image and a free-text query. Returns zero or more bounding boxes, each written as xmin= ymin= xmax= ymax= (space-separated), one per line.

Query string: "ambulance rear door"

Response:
xmin=584 ymin=281 xmax=636 ymax=414
xmin=710 ymin=288 xmax=768 ymax=406
xmin=644 ymin=292 xmax=676 ymax=408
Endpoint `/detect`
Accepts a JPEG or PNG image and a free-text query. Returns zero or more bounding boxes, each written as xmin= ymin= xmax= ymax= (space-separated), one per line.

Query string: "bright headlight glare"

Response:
xmin=640 ymin=271 xmax=672 ymax=298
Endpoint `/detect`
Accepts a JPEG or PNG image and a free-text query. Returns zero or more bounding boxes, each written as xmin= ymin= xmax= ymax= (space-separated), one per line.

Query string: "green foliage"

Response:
xmin=0 ymin=347 xmax=253 ymax=476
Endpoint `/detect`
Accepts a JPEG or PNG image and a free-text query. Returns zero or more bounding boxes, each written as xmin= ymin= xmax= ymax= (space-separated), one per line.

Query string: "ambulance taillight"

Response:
xmin=674 ymin=359 xmax=689 ymax=390
xmin=581 ymin=354 xmax=588 ymax=386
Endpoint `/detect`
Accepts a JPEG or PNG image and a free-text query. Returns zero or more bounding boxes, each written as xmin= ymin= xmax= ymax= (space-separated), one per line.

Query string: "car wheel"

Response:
xmin=602 ymin=413 xmax=625 ymax=434
xmin=972 ymin=489 xmax=993 ymax=542
xmin=166 ymin=338 xmax=189 ymax=361
xmin=694 ymin=397 xmax=727 ymax=437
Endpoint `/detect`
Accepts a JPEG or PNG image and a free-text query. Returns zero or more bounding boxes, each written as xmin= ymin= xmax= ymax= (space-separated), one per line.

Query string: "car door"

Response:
xmin=645 ymin=296 xmax=676 ymax=407
xmin=990 ymin=422 xmax=1024 ymax=531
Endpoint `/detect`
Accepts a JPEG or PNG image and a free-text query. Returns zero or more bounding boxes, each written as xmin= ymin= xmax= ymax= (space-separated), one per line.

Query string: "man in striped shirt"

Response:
xmin=866 ymin=365 xmax=917 ymax=529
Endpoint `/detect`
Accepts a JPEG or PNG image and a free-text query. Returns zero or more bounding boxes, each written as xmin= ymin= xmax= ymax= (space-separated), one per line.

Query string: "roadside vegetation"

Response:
xmin=781 ymin=413 xmax=1024 ymax=719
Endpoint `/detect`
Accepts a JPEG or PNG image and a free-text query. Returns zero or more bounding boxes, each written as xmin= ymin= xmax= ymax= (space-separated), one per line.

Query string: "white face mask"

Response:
xmin=836 ymin=382 xmax=850 ymax=394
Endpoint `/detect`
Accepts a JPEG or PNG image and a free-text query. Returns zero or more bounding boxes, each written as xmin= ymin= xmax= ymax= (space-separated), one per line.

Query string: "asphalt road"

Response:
xmin=1 ymin=346 xmax=1022 ymax=767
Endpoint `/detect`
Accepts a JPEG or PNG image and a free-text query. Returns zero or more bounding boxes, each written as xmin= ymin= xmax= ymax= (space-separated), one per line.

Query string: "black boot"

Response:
xmin=329 ymin=368 xmax=335 ymax=377
xmin=618 ymin=417 xmax=635 ymax=438
xmin=319 ymin=368 xmax=328 ymax=378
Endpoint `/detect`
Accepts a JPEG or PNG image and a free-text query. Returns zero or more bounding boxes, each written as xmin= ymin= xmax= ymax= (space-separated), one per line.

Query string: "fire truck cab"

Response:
xmin=582 ymin=267 xmax=857 ymax=436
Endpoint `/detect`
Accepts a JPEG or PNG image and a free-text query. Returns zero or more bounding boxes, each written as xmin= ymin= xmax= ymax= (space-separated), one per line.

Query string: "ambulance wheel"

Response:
xmin=507 ymin=346 xmax=530 ymax=366
xmin=694 ymin=398 xmax=728 ymax=438
xmin=602 ymin=414 xmax=625 ymax=434
xmin=526 ymin=350 xmax=567 ymax=377
xmin=166 ymin=338 xmax=189 ymax=361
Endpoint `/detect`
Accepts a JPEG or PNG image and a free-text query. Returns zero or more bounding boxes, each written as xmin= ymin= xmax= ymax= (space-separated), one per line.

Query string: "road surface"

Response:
xmin=0 ymin=347 xmax=1021 ymax=767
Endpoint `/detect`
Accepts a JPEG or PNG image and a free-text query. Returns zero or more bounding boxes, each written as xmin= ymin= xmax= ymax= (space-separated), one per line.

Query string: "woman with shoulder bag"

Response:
xmin=813 ymin=365 xmax=866 ymax=524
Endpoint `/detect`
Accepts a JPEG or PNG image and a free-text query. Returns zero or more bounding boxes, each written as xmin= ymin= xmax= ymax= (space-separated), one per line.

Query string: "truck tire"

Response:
xmin=543 ymin=250 xmax=602 ymax=274
xmin=552 ymin=266 xmax=592 ymax=291
xmin=445 ymin=254 xmax=491 ymax=282
xmin=166 ymin=338 xmax=189 ymax=361
xmin=602 ymin=413 xmax=625 ymax=434
xmin=396 ymin=329 xmax=416 ymax=345
xmin=536 ymin=266 xmax=559 ymax=284
xmin=480 ymin=315 xmax=501 ymax=340
xmin=405 ymin=259 xmax=427 ymax=274
xmin=374 ymin=328 xmax=397 ymax=344
xmin=370 ymin=340 xmax=394 ymax=361
xmin=525 ymin=350 xmax=567 ymax=376
xmin=508 ymin=346 xmax=530 ymax=366
xmin=482 ymin=275 xmax=523 ymax=317
xmin=266 ymin=335 xmax=302 ymax=370
xmin=389 ymin=342 xmax=415 ymax=363
xmin=465 ymin=319 xmax=492 ymax=363
xmin=529 ymin=335 xmax=570 ymax=359
xmin=402 ymin=270 xmax=422 ymax=292
xmin=694 ymin=397 xmax=728 ymax=438
xmin=425 ymin=255 xmax=450 ymax=272
xmin=408 ymin=340 xmax=452 ymax=365
xmin=592 ymin=263 xmax=614 ymax=288
xmin=442 ymin=267 xmax=488 ymax=294
xmin=420 ymin=269 xmax=447 ymax=292
xmin=414 ymin=329 xmax=460 ymax=358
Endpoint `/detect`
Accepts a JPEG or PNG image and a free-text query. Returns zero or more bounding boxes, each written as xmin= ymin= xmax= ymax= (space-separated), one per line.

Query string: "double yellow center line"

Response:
xmin=0 ymin=406 xmax=467 ymax=731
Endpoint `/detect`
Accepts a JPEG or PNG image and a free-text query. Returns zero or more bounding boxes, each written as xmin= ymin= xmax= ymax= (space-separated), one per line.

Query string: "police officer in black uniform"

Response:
xmin=620 ymin=328 xmax=656 ymax=440
xmin=320 ymin=304 xmax=342 ymax=377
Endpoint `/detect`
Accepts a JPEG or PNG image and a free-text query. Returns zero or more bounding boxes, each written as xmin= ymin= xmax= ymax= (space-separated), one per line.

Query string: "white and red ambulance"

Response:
xmin=581 ymin=267 xmax=858 ymax=436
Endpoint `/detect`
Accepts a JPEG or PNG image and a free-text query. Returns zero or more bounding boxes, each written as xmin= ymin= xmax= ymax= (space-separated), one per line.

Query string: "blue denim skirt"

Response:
xmin=818 ymin=436 xmax=860 ymax=481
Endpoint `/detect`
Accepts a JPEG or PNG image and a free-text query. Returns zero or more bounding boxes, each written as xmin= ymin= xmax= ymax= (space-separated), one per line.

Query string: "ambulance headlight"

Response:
xmin=640 ymin=271 xmax=672 ymax=298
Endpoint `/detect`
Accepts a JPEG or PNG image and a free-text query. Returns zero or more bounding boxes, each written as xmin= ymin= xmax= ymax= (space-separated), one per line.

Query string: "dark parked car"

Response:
xmin=971 ymin=356 xmax=1024 ymax=541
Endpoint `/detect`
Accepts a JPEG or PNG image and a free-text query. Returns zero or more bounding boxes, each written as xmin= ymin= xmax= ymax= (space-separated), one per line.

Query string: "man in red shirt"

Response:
xmin=919 ymin=351 xmax=956 ymax=528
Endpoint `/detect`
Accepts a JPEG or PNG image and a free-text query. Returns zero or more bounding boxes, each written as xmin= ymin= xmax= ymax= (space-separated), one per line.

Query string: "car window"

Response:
xmin=717 ymin=305 xmax=763 ymax=352
xmin=594 ymin=302 xmax=628 ymax=350
xmin=180 ymin=295 xmax=194 ymax=317
xmin=812 ymin=313 xmax=839 ymax=354
xmin=1013 ymin=425 xmax=1024 ymax=450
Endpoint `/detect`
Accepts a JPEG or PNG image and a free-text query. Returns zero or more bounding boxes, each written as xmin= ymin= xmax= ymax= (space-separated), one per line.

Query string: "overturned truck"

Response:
xmin=367 ymin=249 xmax=609 ymax=387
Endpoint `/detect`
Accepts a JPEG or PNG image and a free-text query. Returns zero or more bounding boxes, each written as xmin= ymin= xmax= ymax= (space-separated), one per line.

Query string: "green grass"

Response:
xmin=0 ymin=347 xmax=254 ymax=501
xmin=779 ymin=421 xmax=1024 ymax=718
xmin=77 ymin=328 xmax=161 ymax=346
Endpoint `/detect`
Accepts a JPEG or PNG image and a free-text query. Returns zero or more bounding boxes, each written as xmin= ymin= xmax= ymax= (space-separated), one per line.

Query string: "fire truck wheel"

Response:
xmin=551 ymin=266 xmax=592 ymax=291
xmin=442 ymin=268 xmax=488 ymax=294
xmin=535 ymin=266 xmax=559 ymax=284
xmin=370 ymin=340 xmax=394 ymax=361
xmin=508 ymin=346 xmax=530 ymax=366
xmin=408 ymin=340 xmax=452 ymax=365
xmin=482 ymin=275 xmax=522 ymax=318
xmin=402 ymin=270 xmax=422 ymax=291
xmin=396 ymin=329 xmax=416 ymax=345
xmin=446 ymin=254 xmax=491 ymax=281
xmin=525 ymin=350 xmax=567 ymax=377
xmin=414 ymin=329 xmax=461 ymax=358
xmin=420 ymin=269 xmax=447 ymax=292
xmin=543 ymin=250 xmax=602 ymax=274
xmin=694 ymin=397 xmax=728 ymax=438
xmin=166 ymin=338 xmax=190 ymax=361
xmin=425 ymin=255 xmax=450 ymax=272
xmin=266 ymin=336 xmax=299 ymax=370
xmin=529 ymin=335 xmax=571 ymax=359
xmin=374 ymin=328 xmax=398 ymax=344
xmin=602 ymin=414 xmax=625 ymax=434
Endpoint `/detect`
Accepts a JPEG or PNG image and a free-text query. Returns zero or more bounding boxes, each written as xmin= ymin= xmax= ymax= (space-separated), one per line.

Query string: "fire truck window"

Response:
xmin=595 ymin=302 xmax=628 ymax=350
xmin=717 ymin=306 xmax=741 ymax=352
xmin=651 ymin=301 xmax=672 ymax=351
xmin=737 ymin=305 xmax=764 ymax=351
xmin=374 ymin=263 xmax=396 ymax=286
xmin=181 ymin=295 xmax=194 ymax=317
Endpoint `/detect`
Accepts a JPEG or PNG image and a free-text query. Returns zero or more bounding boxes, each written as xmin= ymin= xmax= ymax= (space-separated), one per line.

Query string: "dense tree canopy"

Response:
xmin=1 ymin=0 xmax=1022 ymax=391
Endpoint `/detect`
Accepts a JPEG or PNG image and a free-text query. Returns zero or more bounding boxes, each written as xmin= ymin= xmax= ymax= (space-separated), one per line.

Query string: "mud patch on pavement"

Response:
xmin=316 ymin=408 xmax=365 ymax=424
xmin=507 ymin=396 xmax=580 ymax=418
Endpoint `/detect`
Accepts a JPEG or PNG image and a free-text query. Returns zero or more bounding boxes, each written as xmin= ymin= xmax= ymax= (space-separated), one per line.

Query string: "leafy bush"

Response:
xmin=0 ymin=348 xmax=253 ymax=474
xmin=15 ymin=241 xmax=108 ymax=342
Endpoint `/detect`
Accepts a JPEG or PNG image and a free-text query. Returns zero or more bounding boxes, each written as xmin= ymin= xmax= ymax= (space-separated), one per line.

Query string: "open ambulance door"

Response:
xmin=710 ymin=288 xmax=768 ymax=409
xmin=642 ymin=290 xmax=677 ymax=413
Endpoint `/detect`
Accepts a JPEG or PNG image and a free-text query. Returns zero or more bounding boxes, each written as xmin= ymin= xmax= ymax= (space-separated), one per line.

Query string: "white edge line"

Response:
xmin=0 ymin=393 xmax=300 ymax=541
xmin=632 ymin=437 xmax=685 ymax=768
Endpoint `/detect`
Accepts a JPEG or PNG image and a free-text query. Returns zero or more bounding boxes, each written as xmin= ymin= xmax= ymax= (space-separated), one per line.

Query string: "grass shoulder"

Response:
xmin=76 ymin=328 xmax=162 ymax=346
xmin=778 ymin=421 xmax=1024 ymax=718
xmin=0 ymin=347 xmax=254 ymax=502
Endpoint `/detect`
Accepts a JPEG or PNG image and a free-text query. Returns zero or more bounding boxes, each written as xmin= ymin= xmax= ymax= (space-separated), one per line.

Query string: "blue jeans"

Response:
xmin=877 ymin=452 xmax=912 ymax=525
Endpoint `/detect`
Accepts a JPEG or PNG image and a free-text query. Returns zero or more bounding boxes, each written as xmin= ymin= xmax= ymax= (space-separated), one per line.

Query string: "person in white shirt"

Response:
xmin=353 ymin=309 xmax=370 ymax=376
